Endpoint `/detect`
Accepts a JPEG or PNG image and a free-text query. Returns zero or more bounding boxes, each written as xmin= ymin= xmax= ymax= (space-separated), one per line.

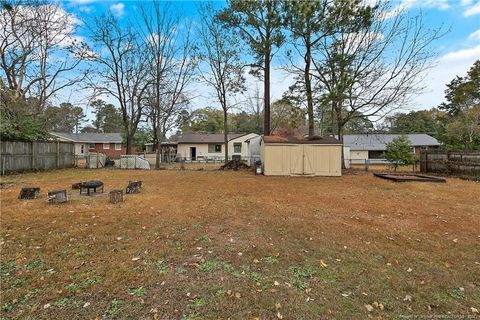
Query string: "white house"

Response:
xmin=176 ymin=133 xmax=259 ymax=161
xmin=344 ymin=133 xmax=440 ymax=163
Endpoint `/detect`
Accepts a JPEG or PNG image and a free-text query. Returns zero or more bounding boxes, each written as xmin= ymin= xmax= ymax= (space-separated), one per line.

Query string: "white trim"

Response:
xmin=103 ymin=143 xmax=110 ymax=149
xmin=115 ymin=143 xmax=122 ymax=150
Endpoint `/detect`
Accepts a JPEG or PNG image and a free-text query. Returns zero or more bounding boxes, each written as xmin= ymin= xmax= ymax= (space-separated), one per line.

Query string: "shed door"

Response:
xmin=303 ymin=145 xmax=315 ymax=175
xmin=289 ymin=145 xmax=304 ymax=175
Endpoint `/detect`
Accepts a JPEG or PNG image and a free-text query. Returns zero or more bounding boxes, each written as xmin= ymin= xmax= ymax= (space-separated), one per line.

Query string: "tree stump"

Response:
xmin=109 ymin=189 xmax=124 ymax=204
xmin=48 ymin=190 xmax=68 ymax=204
xmin=126 ymin=181 xmax=142 ymax=194
xmin=18 ymin=187 xmax=40 ymax=199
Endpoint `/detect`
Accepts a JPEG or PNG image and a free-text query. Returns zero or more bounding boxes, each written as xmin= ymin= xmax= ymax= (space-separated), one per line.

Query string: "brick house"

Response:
xmin=50 ymin=132 xmax=135 ymax=159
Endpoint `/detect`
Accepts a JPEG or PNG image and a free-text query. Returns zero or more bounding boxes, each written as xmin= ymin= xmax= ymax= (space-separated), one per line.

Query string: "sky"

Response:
xmin=54 ymin=0 xmax=480 ymax=125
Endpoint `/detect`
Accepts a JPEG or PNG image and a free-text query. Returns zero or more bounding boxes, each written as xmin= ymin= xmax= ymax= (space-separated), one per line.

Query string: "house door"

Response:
xmin=190 ymin=147 xmax=196 ymax=161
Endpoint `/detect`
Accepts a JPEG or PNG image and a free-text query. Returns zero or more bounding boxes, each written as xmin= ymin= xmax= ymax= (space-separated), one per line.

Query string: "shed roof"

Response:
xmin=263 ymin=135 xmax=341 ymax=145
xmin=50 ymin=132 xmax=122 ymax=143
xmin=344 ymin=134 xmax=440 ymax=151
xmin=178 ymin=133 xmax=247 ymax=144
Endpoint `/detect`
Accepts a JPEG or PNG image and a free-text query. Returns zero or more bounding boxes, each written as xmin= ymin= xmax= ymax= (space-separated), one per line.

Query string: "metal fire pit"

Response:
xmin=79 ymin=180 xmax=104 ymax=195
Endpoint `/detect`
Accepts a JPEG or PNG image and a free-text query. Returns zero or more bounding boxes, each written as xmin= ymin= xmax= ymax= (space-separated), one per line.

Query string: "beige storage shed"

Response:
xmin=260 ymin=136 xmax=342 ymax=176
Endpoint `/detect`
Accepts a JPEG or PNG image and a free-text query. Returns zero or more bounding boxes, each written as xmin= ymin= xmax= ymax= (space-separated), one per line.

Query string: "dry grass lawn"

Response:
xmin=1 ymin=168 xmax=479 ymax=319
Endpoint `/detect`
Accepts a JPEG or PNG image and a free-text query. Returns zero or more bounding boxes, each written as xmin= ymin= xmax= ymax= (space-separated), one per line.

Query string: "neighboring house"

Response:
xmin=343 ymin=133 xmax=440 ymax=163
xmin=50 ymin=132 xmax=132 ymax=159
xmin=177 ymin=133 xmax=259 ymax=161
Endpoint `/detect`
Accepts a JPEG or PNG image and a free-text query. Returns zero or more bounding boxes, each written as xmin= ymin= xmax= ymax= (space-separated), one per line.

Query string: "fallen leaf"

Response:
xmin=131 ymin=257 xmax=140 ymax=261
xmin=319 ymin=260 xmax=328 ymax=268
xmin=275 ymin=303 xmax=281 ymax=309
xmin=471 ymin=307 xmax=479 ymax=314
xmin=43 ymin=303 xmax=51 ymax=309
xmin=407 ymin=268 xmax=413 ymax=273
xmin=365 ymin=304 xmax=374 ymax=312
xmin=235 ymin=292 xmax=241 ymax=299
xmin=277 ymin=312 xmax=283 ymax=319
xmin=404 ymin=295 xmax=412 ymax=302
xmin=274 ymin=281 xmax=280 ymax=286
xmin=83 ymin=302 xmax=90 ymax=308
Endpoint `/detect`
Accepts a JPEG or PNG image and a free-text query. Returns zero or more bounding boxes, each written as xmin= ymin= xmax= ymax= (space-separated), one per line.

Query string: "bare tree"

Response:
xmin=311 ymin=1 xmax=444 ymax=166
xmin=139 ymin=1 xmax=179 ymax=168
xmin=139 ymin=1 xmax=197 ymax=168
xmin=0 ymin=0 xmax=89 ymax=114
xmin=86 ymin=14 xmax=151 ymax=154
xmin=197 ymin=2 xmax=246 ymax=163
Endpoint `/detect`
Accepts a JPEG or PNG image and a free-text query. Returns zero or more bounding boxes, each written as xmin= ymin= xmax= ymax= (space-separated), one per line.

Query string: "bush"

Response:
xmin=384 ymin=135 xmax=415 ymax=171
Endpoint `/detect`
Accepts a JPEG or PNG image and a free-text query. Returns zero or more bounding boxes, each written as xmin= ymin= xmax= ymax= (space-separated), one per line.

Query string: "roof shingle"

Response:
xmin=343 ymin=134 xmax=440 ymax=151
xmin=50 ymin=132 xmax=122 ymax=143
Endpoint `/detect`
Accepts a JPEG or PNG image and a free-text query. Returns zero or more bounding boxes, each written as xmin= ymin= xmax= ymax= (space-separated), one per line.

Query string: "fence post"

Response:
xmin=364 ymin=159 xmax=369 ymax=171
xmin=56 ymin=142 xmax=60 ymax=168
xmin=31 ymin=141 xmax=36 ymax=170
xmin=425 ymin=151 xmax=428 ymax=173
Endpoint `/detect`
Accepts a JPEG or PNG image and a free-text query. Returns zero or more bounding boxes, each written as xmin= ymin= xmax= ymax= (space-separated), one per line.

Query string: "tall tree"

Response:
xmin=87 ymin=14 xmax=151 ymax=154
xmin=139 ymin=1 xmax=196 ymax=168
xmin=0 ymin=0 xmax=89 ymax=112
xmin=439 ymin=60 xmax=479 ymax=116
xmin=312 ymin=1 xmax=443 ymax=166
xmin=271 ymin=97 xmax=305 ymax=134
xmin=217 ymin=0 xmax=285 ymax=135
xmin=90 ymin=99 xmax=123 ymax=133
xmin=189 ymin=108 xmax=224 ymax=133
xmin=197 ymin=2 xmax=246 ymax=163
xmin=283 ymin=0 xmax=335 ymax=136
xmin=44 ymin=102 xmax=85 ymax=133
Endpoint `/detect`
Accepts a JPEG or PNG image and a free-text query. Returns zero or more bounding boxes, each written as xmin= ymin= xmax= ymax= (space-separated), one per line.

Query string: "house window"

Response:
xmin=208 ymin=144 xmax=222 ymax=153
xmin=115 ymin=143 xmax=122 ymax=150
xmin=234 ymin=143 xmax=242 ymax=153
xmin=89 ymin=143 xmax=95 ymax=149
xmin=103 ymin=143 xmax=110 ymax=150
xmin=368 ymin=150 xmax=385 ymax=159
xmin=80 ymin=144 xmax=84 ymax=154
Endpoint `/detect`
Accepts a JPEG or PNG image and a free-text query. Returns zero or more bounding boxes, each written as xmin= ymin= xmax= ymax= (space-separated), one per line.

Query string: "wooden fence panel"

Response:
xmin=0 ymin=141 xmax=75 ymax=174
xmin=420 ymin=150 xmax=480 ymax=178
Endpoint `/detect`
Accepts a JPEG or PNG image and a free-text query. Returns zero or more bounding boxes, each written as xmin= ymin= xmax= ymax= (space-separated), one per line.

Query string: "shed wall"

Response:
xmin=262 ymin=143 xmax=341 ymax=176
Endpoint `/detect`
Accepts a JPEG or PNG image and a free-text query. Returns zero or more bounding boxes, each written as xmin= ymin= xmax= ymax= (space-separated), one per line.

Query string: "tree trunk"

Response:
xmin=304 ymin=41 xmax=314 ymax=137
xmin=224 ymin=109 xmax=229 ymax=164
xmin=336 ymin=109 xmax=345 ymax=170
xmin=126 ymin=134 xmax=133 ymax=155
xmin=264 ymin=51 xmax=271 ymax=135
xmin=155 ymin=125 xmax=161 ymax=169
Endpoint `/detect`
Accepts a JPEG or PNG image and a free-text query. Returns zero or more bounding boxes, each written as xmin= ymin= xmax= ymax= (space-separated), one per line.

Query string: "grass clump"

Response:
xmin=67 ymin=275 xmax=101 ymax=292
xmin=129 ymin=287 xmax=147 ymax=298
xmin=105 ymin=298 xmax=121 ymax=318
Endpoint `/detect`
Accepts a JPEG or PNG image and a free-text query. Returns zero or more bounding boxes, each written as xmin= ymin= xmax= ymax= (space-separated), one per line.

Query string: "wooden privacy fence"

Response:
xmin=0 ymin=141 xmax=74 ymax=175
xmin=420 ymin=150 xmax=480 ymax=178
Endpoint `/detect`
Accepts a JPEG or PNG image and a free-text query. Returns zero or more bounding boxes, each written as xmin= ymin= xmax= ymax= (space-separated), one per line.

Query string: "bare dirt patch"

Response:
xmin=1 ymin=169 xmax=479 ymax=319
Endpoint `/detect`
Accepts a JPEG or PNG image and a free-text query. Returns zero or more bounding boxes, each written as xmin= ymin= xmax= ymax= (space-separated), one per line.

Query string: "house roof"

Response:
xmin=344 ymin=134 xmax=440 ymax=151
xmin=178 ymin=133 xmax=247 ymax=144
xmin=50 ymin=132 xmax=122 ymax=143
xmin=263 ymin=135 xmax=341 ymax=145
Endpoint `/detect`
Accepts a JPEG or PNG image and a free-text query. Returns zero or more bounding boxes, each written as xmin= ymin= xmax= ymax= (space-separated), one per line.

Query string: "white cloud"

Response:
xmin=468 ymin=29 xmax=480 ymax=41
xmin=385 ymin=0 xmax=450 ymax=19
xmin=78 ymin=6 xmax=94 ymax=13
xmin=110 ymin=3 xmax=125 ymax=17
xmin=411 ymin=44 xmax=480 ymax=109
xmin=69 ymin=0 xmax=96 ymax=4
xmin=464 ymin=1 xmax=480 ymax=16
